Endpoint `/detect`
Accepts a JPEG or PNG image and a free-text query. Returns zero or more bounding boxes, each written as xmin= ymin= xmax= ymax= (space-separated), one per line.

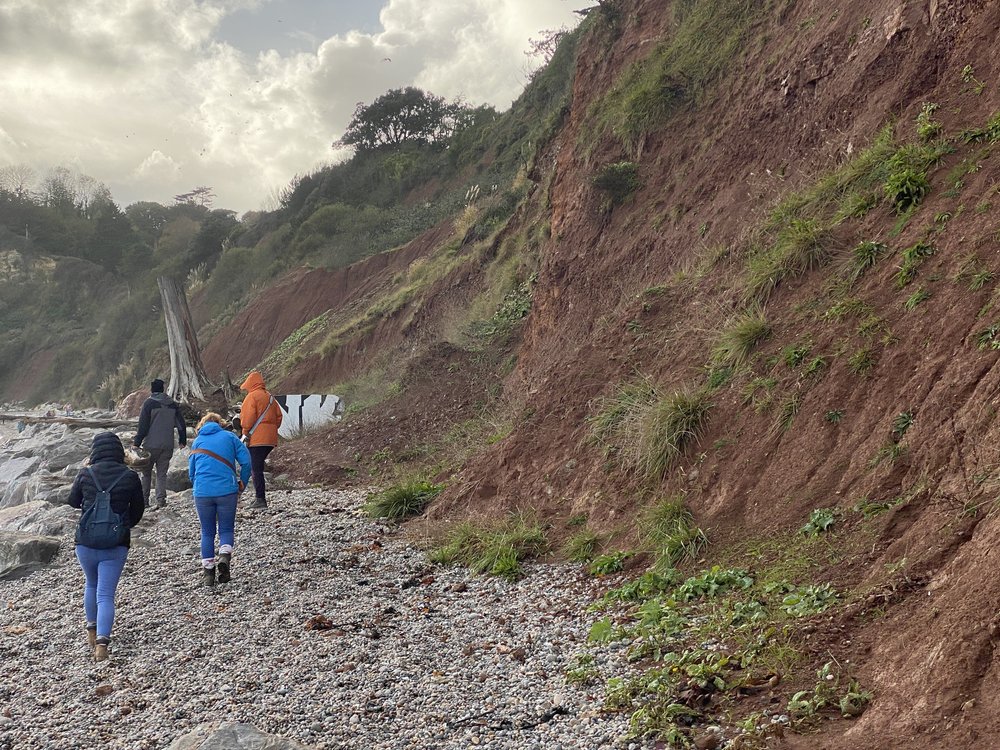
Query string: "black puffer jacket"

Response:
xmin=67 ymin=432 xmax=144 ymax=548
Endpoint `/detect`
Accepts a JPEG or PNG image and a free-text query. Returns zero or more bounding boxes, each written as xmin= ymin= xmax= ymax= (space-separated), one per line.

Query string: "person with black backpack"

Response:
xmin=134 ymin=378 xmax=187 ymax=510
xmin=67 ymin=432 xmax=144 ymax=662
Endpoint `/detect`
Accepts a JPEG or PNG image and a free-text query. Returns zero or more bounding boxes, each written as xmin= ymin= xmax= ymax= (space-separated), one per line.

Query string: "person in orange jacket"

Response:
xmin=239 ymin=371 xmax=282 ymax=509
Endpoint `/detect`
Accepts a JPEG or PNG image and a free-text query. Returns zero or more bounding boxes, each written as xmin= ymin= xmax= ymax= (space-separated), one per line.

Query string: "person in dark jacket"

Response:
xmin=67 ymin=432 xmax=144 ymax=661
xmin=189 ymin=413 xmax=251 ymax=587
xmin=134 ymin=378 xmax=187 ymax=510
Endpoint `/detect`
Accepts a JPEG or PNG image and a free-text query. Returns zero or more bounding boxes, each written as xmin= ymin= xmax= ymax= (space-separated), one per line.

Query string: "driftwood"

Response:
xmin=157 ymin=275 xmax=215 ymax=404
xmin=0 ymin=413 xmax=134 ymax=429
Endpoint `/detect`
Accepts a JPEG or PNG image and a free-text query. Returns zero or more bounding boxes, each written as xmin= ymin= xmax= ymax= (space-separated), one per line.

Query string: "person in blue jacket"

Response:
xmin=188 ymin=413 xmax=251 ymax=588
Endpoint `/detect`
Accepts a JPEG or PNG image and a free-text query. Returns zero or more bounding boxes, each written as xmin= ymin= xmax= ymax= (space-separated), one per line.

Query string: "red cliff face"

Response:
xmin=207 ymin=2 xmax=1000 ymax=745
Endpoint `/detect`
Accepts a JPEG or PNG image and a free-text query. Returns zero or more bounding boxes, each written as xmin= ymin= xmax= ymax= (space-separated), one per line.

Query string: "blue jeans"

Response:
xmin=75 ymin=545 xmax=128 ymax=639
xmin=194 ymin=494 xmax=237 ymax=562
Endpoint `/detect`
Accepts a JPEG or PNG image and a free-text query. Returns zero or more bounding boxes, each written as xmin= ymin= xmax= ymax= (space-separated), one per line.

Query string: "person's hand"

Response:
xmin=238 ymin=480 xmax=246 ymax=494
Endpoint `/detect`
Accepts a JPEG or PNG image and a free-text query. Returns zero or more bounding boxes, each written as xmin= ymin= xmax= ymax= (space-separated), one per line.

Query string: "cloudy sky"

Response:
xmin=0 ymin=0 xmax=590 ymax=213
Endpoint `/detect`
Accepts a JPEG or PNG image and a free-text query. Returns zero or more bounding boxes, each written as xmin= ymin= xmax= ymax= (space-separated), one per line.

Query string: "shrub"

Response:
xmin=365 ymin=479 xmax=442 ymax=519
xmin=915 ymin=102 xmax=942 ymax=142
xmin=592 ymin=161 xmax=641 ymax=205
xmin=641 ymin=388 xmax=712 ymax=480
xmin=640 ymin=497 xmax=708 ymax=568
xmin=846 ymin=240 xmax=888 ymax=284
xmin=884 ymin=164 xmax=930 ymax=213
xmin=589 ymin=551 xmax=632 ymax=576
xmin=712 ymin=308 xmax=771 ymax=367
xmin=429 ymin=514 xmax=547 ymax=580
xmin=564 ymin=529 xmax=602 ymax=563
xmin=801 ymin=508 xmax=836 ymax=536
xmin=589 ymin=377 xmax=659 ymax=453
xmin=746 ymin=219 xmax=830 ymax=301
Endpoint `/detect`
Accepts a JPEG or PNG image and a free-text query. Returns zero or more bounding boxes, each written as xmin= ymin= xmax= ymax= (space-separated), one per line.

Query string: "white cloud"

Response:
xmin=133 ymin=150 xmax=182 ymax=180
xmin=0 ymin=0 xmax=590 ymax=213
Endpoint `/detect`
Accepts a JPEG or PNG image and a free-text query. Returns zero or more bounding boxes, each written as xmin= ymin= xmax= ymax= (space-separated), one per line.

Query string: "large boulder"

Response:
xmin=0 ymin=456 xmax=42 ymax=508
xmin=0 ymin=501 xmax=77 ymax=537
xmin=116 ymin=388 xmax=147 ymax=419
xmin=39 ymin=428 xmax=93 ymax=472
xmin=168 ymin=723 xmax=313 ymax=750
xmin=19 ymin=474 xmax=75 ymax=506
xmin=0 ymin=531 xmax=60 ymax=580
xmin=166 ymin=450 xmax=193 ymax=491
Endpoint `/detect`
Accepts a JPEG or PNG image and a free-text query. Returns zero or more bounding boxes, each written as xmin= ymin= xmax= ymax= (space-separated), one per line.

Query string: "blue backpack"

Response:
xmin=77 ymin=468 xmax=130 ymax=549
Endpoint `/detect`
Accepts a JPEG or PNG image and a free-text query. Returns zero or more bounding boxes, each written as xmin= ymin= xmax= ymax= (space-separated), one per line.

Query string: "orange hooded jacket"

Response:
xmin=240 ymin=371 xmax=282 ymax=447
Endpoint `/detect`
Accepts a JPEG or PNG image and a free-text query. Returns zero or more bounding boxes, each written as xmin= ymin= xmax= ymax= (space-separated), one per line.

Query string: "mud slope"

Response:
xmin=197 ymin=1 xmax=1000 ymax=746
xmin=431 ymin=1 xmax=1000 ymax=748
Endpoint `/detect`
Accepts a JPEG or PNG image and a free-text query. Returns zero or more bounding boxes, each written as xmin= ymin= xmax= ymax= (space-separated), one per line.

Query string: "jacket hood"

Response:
xmin=151 ymin=392 xmax=175 ymax=405
xmin=241 ymin=371 xmax=266 ymax=392
xmin=198 ymin=421 xmax=224 ymax=436
xmin=90 ymin=432 xmax=125 ymax=464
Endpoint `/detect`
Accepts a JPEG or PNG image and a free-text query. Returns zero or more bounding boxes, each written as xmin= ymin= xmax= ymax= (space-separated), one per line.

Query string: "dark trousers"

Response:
xmin=249 ymin=445 xmax=273 ymax=500
xmin=140 ymin=448 xmax=172 ymax=505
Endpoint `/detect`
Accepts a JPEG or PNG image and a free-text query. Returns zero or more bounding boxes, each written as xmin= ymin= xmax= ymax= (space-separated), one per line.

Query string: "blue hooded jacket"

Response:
xmin=188 ymin=421 xmax=251 ymax=497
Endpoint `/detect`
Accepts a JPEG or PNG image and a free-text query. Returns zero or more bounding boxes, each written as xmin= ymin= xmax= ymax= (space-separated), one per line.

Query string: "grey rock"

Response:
xmin=0 ymin=531 xmax=60 ymax=580
xmin=0 ymin=500 xmax=76 ymax=537
xmin=166 ymin=467 xmax=192 ymax=492
xmin=168 ymin=722 xmax=314 ymax=749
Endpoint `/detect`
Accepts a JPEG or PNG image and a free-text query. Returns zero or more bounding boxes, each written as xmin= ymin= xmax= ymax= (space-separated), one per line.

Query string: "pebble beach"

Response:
xmin=0 ymin=486 xmax=649 ymax=750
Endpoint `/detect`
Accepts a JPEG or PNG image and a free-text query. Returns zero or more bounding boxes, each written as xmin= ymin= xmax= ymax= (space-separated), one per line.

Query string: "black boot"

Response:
xmin=217 ymin=552 xmax=231 ymax=584
xmin=203 ymin=566 xmax=216 ymax=588
xmin=247 ymin=498 xmax=268 ymax=510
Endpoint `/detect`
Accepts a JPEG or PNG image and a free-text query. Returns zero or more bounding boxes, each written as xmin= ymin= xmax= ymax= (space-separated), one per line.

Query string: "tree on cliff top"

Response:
xmin=334 ymin=87 xmax=477 ymax=152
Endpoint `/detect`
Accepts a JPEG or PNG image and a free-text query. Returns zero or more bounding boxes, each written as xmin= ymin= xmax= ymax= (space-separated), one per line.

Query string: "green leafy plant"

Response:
xmin=915 ymin=102 xmax=942 ymax=142
xmin=885 ymin=168 xmax=930 ymax=213
xmin=588 ymin=617 xmax=626 ymax=643
xmin=824 ymin=409 xmax=844 ymax=424
xmin=839 ymin=679 xmax=874 ymax=717
xmin=781 ymin=340 xmax=811 ymax=368
xmin=962 ymin=64 xmax=986 ymax=95
xmin=801 ymin=508 xmax=836 ymax=536
xmin=676 ymin=566 xmax=753 ymax=601
xmin=589 ymin=550 xmax=632 ymax=576
xmin=975 ymin=323 xmax=1000 ymax=350
xmin=891 ymin=410 xmax=915 ymax=441
xmin=565 ymin=653 xmax=600 ymax=684
xmin=781 ymin=583 xmax=839 ymax=617
xmin=896 ymin=240 xmax=935 ymax=287
xmin=364 ymin=479 xmax=442 ymax=519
